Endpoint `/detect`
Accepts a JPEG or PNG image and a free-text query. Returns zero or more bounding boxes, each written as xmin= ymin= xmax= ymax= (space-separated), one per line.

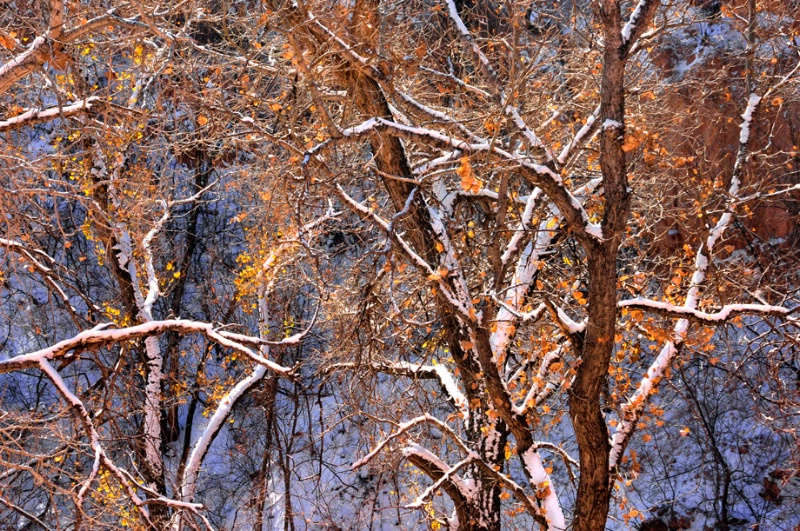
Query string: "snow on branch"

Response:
xmin=402 ymin=443 xmax=478 ymax=505
xmin=491 ymin=178 xmax=600 ymax=373
xmin=0 ymin=237 xmax=89 ymax=321
xmin=443 ymin=0 xmax=499 ymax=84
xmin=505 ymin=106 xmax=551 ymax=160
xmin=352 ymin=414 xmax=469 ymax=471
xmin=0 ymin=36 xmax=47 ymax=94
xmin=0 ymin=319 xmax=293 ymax=375
xmin=326 ymin=361 xmax=468 ymax=420
xmin=552 ymin=303 xmax=587 ymax=335
xmin=557 ymin=105 xmax=600 ymax=165
xmin=334 ymin=185 xmax=474 ymax=321
xmin=312 ymin=117 xmax=602 ymax=243
xmin=419 ymin=65 xmax=491 ymax=99
xmin=397 ymin=90 xmax=487 ymax=145
xmin=38 ymin=359 xmax=209 ymax=526
xmin=406 ymin=454 xmax=478 ymax=508
xmin=621 ymin=0 xmax=660 ymax=49
xmin=0 ymin=5 xmax=143 ymax=95
xmin=619 ymin=297 xmax=793 ymax=322
xmin=521 ymin=447 xmax=566 ymax=530
xmin=427 ymin=202 xmax=475 ymax=313
xmin=179 ymin=364 xmax=268 ymax=501
xmin=350 ymin=408 xmax=548 ymax=524
xmin=500 ymin=189 xmax=542 ymax=266
xmin=512 ymin=348 xmax=563 ymax=415
xmin=0 ymin=97 xmax=100 ymax=132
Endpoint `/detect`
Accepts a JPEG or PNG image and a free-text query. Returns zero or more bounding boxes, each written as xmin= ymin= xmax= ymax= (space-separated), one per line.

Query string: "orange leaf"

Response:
xmin=0 ymin=33 xmax=15 ymax=50
xmin=456 ymin=156 xmax=482 ymax=194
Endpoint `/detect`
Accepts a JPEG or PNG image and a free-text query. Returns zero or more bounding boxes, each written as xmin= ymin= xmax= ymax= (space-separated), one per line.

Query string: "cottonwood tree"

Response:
xmin=260 ymin=0 xmax=800 ymax=529
xmin=0 ymin=0 xmax=333 ymax=528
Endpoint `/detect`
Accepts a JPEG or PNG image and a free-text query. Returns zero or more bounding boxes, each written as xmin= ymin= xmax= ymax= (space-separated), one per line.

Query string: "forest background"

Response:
xmin=1 ymin=0 xmax=799 ymax=529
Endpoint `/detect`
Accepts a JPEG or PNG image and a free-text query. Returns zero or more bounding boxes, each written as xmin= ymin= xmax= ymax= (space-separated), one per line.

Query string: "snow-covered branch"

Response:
xmin=521 ymin=447 xmax=566 ymax=530
xmin=620 ymin=0 xmax=661 ymax=50
xmin=334 ymin=185 xmax=474 ymax=321
xmin=179 ymin=364 xmax=268 ymax=501
xmin=326 ymin=361 xmax=468 ymax=420
xmin=312 ymin=116 xmax=602 ymax=244
xmin=406 ymin=454 xmax=477 ymax=508
xmin=443 ymin=0 xmax=499 ymax=85
xmin=0 ymin=97 xmax=100 ymax=131
xmin=38 ymin=359 xmax=208 ymax=526
xmin=557 ymin=105 xmax=600 ymax=165
xmin=0 ymin=319 xmax=293 ymax=375
xmin=0 ymin=4 xmax=142 ymax=95
xmin=619 ymin=297 xmax=792 ymax=322
xmin=0 ymin=237 xmax=89 ymax=322
xmin=512 ymin=348 xmax=563 ymax=415
xmin=352 ymin=414 xmax=468 ymax=470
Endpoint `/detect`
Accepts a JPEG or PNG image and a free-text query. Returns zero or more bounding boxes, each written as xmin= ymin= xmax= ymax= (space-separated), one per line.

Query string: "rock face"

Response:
xmin=640 ymin=5 xmax=799 ymax=255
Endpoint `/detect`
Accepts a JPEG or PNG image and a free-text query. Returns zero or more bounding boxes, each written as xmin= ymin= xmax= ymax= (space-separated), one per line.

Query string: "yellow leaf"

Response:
xmin=173 ymin=271 xmax=181 ymax=278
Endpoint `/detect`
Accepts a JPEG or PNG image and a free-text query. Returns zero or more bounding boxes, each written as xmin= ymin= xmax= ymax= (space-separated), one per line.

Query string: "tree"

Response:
xmin=1 ymin=0 xmax=798 ymax=529
xmin=269 ymin=0 xmax=799 ymax=529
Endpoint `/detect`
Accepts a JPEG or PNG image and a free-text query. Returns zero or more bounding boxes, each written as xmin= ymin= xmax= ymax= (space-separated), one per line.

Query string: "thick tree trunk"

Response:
xmin=569 ymin=1 xmax=632 ymax=529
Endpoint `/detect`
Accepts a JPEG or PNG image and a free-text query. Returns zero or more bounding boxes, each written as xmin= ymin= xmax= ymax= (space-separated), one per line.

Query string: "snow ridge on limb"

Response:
xmin=557 ymin=105 xmax=600 ymax=165
xmin=334 ymin=185 xmax=475 ymax=321
xmin=618 ymin=298 xmax=792 ymax=322
xmin=491 ymin=177 xmax=601 ymax=365
xmin=608 ymin=77 xmax=796 ymax=470
xmin=314 ymin=117 xmax=603 ymax=244
xmin=512 ymin=348 xmax=563 ymax=415
xmin=443 ymin=0 xmax=499 ymax=84
xmin=521 ymin=447 xmax=567 ymax=530
xmin=0 ymin=3 xmax=143 ymax=95
xmin=0 ymin=319 xmax=293 ymax=375
xmin=0 ymin=97 xmax=100 ymax=132
xmin=179 ymin=364 xmax=268 ymax=502
xmin=357 ymin=417 xmax=547 ymax=526
xmin=326 ymin=361 xmax=469 ymax=421
xmin=174 ymin=213 xmax=333 ymax=522
xmin=0 ymin=238 xmax=91 ymax=322
xmin=620 ymin=0 xmax=661 ymax=49
xmin=406 ymin=453 xmax=478 ymax=508
xmin=352 ymin=414 xmax=469 ymax=471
